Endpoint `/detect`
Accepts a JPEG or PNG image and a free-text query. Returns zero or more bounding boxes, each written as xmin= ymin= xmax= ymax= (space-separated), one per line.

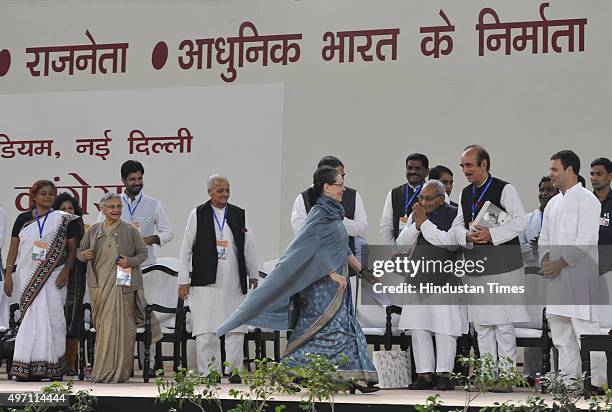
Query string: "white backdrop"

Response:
xmin=0 ymin=0 xmax=610 ymax=257
xmin=0 ymin=84 xmax=283 ymax=262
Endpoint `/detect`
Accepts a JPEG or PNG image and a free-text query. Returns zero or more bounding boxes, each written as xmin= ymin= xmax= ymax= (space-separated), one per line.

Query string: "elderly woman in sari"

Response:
xmin=218 ymin=166 xmax=378 ymax=392
xmin=78 ymin=193 xmax=160 ymax=383
xmin=3 ymin=180 xmax=79 ymax=381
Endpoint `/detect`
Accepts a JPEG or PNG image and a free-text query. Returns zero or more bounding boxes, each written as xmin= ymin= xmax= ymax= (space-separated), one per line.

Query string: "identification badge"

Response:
xmin=32 ymin=240 xmax=48 ymax=261
xmin=602 ymin=217 xmax=610 ymax=227
xmin=398 ymin=215 xmax=408 ymax=231
xmin=116 ymin=266 xmax=132 ymax=286
xmin=131 ymin=221 xmax=141 ymax=231
xmin=217 ymin=239 xmax=228 ymax=260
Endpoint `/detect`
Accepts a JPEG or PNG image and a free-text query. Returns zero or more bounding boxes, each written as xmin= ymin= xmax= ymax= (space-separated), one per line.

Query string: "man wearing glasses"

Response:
xmin=396 ymin=180 xmax=466 ymax=390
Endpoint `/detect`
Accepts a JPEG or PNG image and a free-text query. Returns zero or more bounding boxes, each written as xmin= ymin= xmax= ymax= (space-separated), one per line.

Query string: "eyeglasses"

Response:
xmin=330 ymin=183 xmax=345 ymax=188
xmin=417 ymin=195 xmax=442 ymax=202
xmin=104 ymin=204 xmax=123 ymax=210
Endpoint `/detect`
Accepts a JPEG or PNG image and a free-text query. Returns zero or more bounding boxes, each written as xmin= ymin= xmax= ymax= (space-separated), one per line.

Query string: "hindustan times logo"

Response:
xmin=371 ymin=256 xmax=486 ymax=278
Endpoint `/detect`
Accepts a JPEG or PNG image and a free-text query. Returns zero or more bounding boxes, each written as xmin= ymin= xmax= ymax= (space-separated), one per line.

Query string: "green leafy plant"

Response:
xmin=415 ymin=394 xmax=444 ymax=412
xmin=483 ymin=401 xmax=517 ymax=412
xmin=541 ymin=372 xmax=583 ymax=412
xmin=450 ymin=353 xmax=527 ymax=412
xmin=588 ymin=384 xmax=612 ymax=411
xmin=521 ymin=395 xmax=549 ymax=412
xmin=473 ymin=394 xmax=548 ymax=412
xmin=291 ymin=354 xmax=350 ymax=412
xmin=155 ymin=357 xmax=222 ymax=412
xmin=227 ymin=358 xmax=297 ymax=412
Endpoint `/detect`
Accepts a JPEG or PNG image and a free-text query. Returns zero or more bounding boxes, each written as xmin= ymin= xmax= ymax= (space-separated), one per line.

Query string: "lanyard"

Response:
xmin=35 ymin=208 xmax=52 ymax=239
xmin=540 ymin=210 xmax=544 ymax=228
xmin=213 ymin=208 xmax=228 ymax=238
xmin=123 ymin=193 xmax=143 ymax=221
xmin=404 ymin=184 xmax=422 ymax=215
xmin=471 ymin=175 xmax=493 ymax=221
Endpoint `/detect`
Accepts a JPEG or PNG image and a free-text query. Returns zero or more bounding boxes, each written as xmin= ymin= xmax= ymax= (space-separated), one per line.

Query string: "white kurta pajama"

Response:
xmin=450 ymin=184 xmax=529 ymax=364
xmin=396 ymin=213 xmax=468 ymax=373
xmin=178 ymin=205 xmax=258 ymax=375
xmin=539 ymin=183 xmax=606 ymax=386
xmin=379 ymin=184 xmax=422 ymax=245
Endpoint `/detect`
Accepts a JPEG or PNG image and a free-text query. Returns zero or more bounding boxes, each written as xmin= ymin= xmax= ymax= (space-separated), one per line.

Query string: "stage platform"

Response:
xmin=0 ymin=377 xmax=597 ymax=411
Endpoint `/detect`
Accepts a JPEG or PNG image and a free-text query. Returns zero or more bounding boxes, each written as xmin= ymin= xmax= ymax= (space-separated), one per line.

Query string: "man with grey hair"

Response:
xmin=395 ymin=180 xmax=466 ymax=390
xmin=178 ymin=174 xmax=259 ymax=382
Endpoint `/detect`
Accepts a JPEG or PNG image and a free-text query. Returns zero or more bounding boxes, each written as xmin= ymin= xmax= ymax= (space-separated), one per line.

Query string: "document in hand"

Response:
xmin=470 ymin=200 xmax=510 ymax=231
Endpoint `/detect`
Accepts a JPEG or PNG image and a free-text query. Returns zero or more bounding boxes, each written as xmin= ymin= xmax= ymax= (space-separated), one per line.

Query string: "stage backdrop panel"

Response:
xmin=0 ymin=84 xmax=284 ymax=263
xmin=0 ymin=0 xmax=609 ymax=250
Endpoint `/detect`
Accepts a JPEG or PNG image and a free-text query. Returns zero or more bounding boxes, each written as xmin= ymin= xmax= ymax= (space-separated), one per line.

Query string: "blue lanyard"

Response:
xmin=212 ymin=208 xmax=228 ymax=237
xmin=405 ymin=184 xmax=422 ymax=215
xmin=471 ymin=175 xmax=493 ymax=221
xmin=123 ymin=194 xmax=142 ymax=221
xmin=35 ymin=208 xmax=52 ymax=239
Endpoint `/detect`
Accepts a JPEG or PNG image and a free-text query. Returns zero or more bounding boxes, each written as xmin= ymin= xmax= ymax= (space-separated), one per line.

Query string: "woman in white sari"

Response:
xmin=3 ymin=180 xmax=78 ymax=381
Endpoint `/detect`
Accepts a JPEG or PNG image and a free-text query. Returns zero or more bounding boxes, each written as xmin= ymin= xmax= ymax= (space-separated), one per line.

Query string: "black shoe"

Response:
xmin=228 ymin=374 xmax=242 ymax=384
xmin=409 ymin=375 xmax=435 ymax=390
xmin=591 ymin=385 xmax=607 ymax=396
xmin=435 ymin=374 xmax=454 ymax=391
xmin=348 ymin=382 xmax=380 ymax=394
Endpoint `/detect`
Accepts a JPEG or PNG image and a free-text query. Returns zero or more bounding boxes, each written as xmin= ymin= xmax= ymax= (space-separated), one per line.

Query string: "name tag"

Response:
xmin=217 ymin=239 xmax=229 ymax=260
xmin=131 ymin=221 xmax=140 ymax=231
xmin=602 ymin=217 xmax=610 ymax=227
xmin=398 ymin=215 xmax=408 ymax=231
xmin=32 ymin=240 xmax=48 ymax=261
xmin=116 ymin=266 xmax=132 ymax=286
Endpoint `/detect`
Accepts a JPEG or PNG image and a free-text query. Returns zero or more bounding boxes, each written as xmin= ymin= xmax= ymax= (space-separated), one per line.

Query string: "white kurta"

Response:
xmin=178 ymin=205 xmax=258 ymax=335
xmin=450 ymin=183 xmax=529 ymax=325
xmin=396 ymin=212 xmax=468 ymax=336
xmin=539 ymin=184 xmax=600 ymax=320
xmin=290 ymin=190 xmax=368 ymax=237
xmin=379 ymin=184 xmax=422 ymax=245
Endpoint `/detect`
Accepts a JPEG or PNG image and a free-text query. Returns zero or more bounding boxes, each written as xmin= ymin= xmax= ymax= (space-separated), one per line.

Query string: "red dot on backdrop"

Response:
xmin=0 ymin=49 xmax=11 ymax=77
xmin=151 ymin=41 xmax=168 ymax=70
